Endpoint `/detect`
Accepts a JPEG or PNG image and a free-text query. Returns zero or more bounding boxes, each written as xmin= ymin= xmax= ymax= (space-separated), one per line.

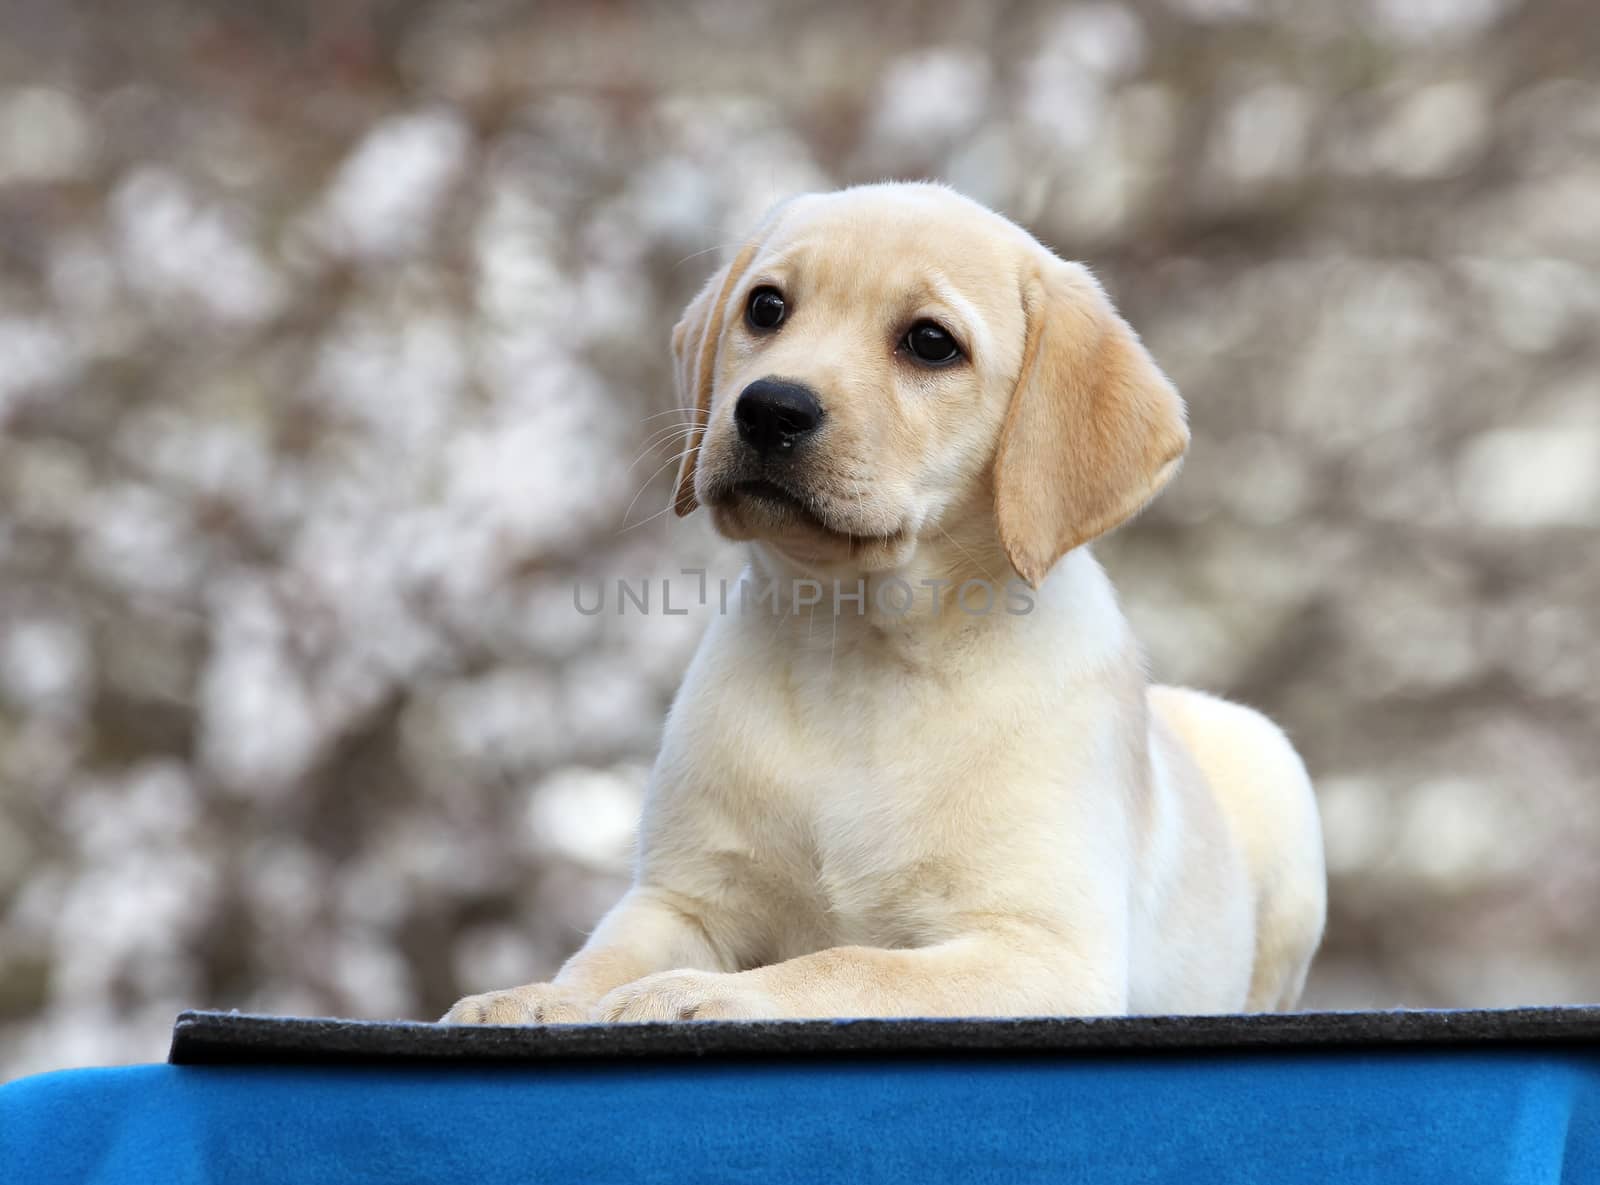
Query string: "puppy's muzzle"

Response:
xmin=735 ymin=378 xmax=823 ymax=459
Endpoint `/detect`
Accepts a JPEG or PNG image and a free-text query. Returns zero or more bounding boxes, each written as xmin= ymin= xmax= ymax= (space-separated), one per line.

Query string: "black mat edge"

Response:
xmin=168 ymin=1006 xmax=1600 ymax=1067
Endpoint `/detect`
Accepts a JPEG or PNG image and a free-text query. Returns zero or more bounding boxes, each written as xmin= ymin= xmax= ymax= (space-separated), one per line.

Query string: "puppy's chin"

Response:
xmin=707 ymin=487 xmax=912 ymax=571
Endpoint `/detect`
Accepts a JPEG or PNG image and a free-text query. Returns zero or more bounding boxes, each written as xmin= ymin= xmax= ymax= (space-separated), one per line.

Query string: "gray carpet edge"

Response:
xmin=168 ymin=1005 xmax=1600 ymax=1066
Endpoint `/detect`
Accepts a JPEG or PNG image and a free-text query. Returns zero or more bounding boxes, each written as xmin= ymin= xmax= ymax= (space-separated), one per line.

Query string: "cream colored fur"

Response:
xmin=445 ymin=183 xmax=1326 ymax=1024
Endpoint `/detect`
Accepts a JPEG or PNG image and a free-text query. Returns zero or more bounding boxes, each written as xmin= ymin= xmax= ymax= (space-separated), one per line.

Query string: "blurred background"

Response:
xmin=1 ymin=0 xmax=1597 ymax=1076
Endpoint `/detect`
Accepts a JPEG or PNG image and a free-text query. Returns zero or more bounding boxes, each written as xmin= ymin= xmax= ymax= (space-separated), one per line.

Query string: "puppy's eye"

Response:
xmin=747 ymin=286 xmax=787 ymax=331
xmin=903 ymin=320 xmax=962 ymax=366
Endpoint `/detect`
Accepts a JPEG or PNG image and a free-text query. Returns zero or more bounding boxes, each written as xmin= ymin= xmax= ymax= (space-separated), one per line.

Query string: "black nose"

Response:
xmin=735 ymin=379 xmax=823 ymax=458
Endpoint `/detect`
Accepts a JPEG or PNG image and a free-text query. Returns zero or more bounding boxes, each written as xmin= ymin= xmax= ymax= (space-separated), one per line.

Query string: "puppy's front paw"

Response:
xmin=598 ymin=970 xmax=780 ymax=1022
xmin=441 ymin=982 xmax=591 ymax=1025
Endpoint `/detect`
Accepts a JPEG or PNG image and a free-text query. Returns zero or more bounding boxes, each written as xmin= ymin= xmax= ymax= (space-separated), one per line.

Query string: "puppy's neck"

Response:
xmin=738 ymin=541 xmax=1120 ymax=684
xmin=741 ymin=508 xmax=1100 ymax=647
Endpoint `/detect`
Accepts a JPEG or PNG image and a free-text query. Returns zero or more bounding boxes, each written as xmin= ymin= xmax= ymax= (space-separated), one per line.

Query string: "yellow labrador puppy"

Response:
xmin=446 ymin=182 xmax=1325 ymax=1024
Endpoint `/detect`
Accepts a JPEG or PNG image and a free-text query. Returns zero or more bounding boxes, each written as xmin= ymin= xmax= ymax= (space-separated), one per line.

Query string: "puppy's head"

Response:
xmin=672 ymin=183 xmax=1187 ymax=586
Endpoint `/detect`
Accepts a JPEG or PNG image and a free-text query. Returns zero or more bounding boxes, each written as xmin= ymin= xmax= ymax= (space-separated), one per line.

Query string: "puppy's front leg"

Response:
xmin=599 ymin=927 xmax=1128 ymax=1021
xmin=442 ymin=887 xmax=725 ymax=1024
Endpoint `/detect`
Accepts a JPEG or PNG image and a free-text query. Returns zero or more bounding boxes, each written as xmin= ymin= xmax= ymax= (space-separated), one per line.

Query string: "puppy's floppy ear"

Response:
xmin=994 ymin=257 xmax=1189 ymax=587
xmin=670 ymin=239 xmax=765 ymax=517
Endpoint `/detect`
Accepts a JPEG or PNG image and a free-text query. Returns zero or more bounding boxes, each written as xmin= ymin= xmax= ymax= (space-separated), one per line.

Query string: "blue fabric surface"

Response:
xmin=5 ymin=1050 xmax=1600 ymax=1184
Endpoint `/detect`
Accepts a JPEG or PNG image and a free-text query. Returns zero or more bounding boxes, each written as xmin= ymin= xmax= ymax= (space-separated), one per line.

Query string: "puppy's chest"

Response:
xmin=809 ymin=827 xmax=960 ymax=950
xmin=725 ymin=741 xmax=975 ymax=952
xmin=733 ymin=808 xmax=954 ymax=954
xmin=671 ymin=619 xmax=1043 ymax=951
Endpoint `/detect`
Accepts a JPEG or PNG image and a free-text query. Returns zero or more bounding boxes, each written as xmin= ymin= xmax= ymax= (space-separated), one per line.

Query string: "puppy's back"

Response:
xmin=1149 ymin=685 xmax=1327 ymax=1010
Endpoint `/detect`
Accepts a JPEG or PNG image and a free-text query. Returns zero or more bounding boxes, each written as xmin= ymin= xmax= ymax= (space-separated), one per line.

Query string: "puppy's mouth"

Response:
xmin=714 ymin=477 xmax=905 ymax=552
xmin=734 ymin=478 xmax=814 ymax=516
xmin=729 ymin=477 xmax=843 ymax=537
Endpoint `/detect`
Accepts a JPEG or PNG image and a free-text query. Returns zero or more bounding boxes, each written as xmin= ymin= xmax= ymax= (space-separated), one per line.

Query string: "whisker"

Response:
xmin=673 ymin=240 xmax=740 ymax=269
xmin=764 ymin=577 xmax=795 ymax=645
xmin=935 ymin=523 xmax=1002 ymax=589
xmin=828 ymin=592 xmax=839 ymax=681
xmin=616 ymin=498 xmax=683 ymax=535
xmin=623 ymin=426 xmax=699 ymax=474
xmin=619 ymin=446 xmax=695 ymax=528
xmin=635 ymin=408 xmax=701 ymax=426
xmin=632 ymin=421 xmax=698 ymax=451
